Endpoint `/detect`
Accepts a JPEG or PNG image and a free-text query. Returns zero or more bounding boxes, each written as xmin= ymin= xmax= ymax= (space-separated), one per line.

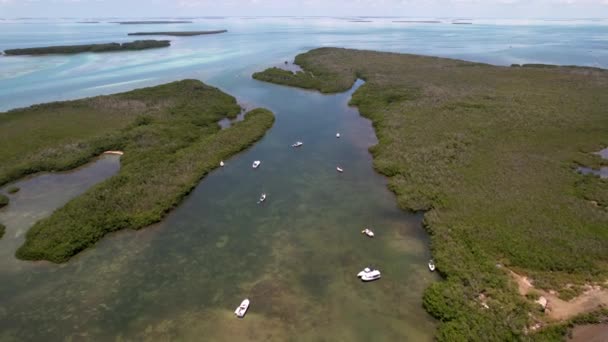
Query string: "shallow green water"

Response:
xmin=0 ymin=80 xmax=436 ymax=341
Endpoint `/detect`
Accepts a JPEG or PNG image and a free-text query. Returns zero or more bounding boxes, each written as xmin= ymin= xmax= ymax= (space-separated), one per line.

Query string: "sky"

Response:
xmin=0 ymin=0 xmax=607 ymax=18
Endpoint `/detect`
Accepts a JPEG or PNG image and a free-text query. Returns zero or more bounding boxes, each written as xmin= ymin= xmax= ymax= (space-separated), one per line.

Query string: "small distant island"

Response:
xmin=112 ymin=20 xmax=192 ymax=25
xmin=128 ymin=30 xmax=227 ymax=36
xmin=393 ymin=20 xmax=440 ymax=23
xmin=3 ymin=40 xmax=170 ymax=56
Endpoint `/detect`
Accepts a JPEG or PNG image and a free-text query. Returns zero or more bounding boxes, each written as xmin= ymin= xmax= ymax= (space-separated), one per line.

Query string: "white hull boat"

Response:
xmin=258 ymin=193 xmax=266 ymax=203
xmin=361 ymin=228 xmax=375 ymax=238
xmin=357 ymin=267 xmax=381 ymax=282
xmin=252 ymin=160 xmax=261 ymax=169
xmin=220 ymin=161 xmax=225 ymax=167
xmin=336 ymin=167 xmax=344 ymax=173
xmin=235 ymin=299 xmax=250 ymax=318
xmin=291 ymin=141 xmax=303 ymax=148
xmin=428 ymin=260 xmax=436 ymax=272
xmin=336 ymin=133 xmax=341 ymax=138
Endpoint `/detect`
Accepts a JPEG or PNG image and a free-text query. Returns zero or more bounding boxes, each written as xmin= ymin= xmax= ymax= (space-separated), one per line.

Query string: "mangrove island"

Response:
xmin=128 ymin=30 xmax=227 ymax=36
xmin=3 ymin=40 xmax=170 ymax=56
xmin=0 ymin=80 xmax=274 ymax=263
xmin=113 ymin=21 xmax=192 ymax=25
xmin=253 ymin=47 xmax=608 ymax=341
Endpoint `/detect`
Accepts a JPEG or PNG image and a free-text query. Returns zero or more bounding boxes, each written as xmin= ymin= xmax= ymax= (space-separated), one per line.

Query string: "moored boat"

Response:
xmin=361 ymin=228 xmax=375 ymax=238
xmin=357 ymin=267 xmax=381 ymax=282
xmin=336 ymin=166 xmax=344 ymax=173
xmin=291 ymin=141 xmax=303 ymax=147
xmin=336 ymin=133 xmax=341 ymax=138
xmin=220 ymin=160 xmax=225 ymax=167
xmin=252 ymin=160 xmax=261 ymax=168
xmin=234 ymin=299 xmax=250 ymax=318
xmin=428 ymin=259 xmax=436 ymax=272
xmin=258 ymin=193 xmax=266 ymax=203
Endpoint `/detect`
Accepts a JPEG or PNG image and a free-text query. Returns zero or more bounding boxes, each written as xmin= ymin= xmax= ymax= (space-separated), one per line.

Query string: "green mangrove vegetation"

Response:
xmin=0 ymin=80 xmax=274 ymax=263
xmin=0 ymin=194 xmax=8 ymax=208
xmin=3 ymin=40 xmax=170 ymax=56
xmin=113 ymin=21 xmax=192 ymax=25
xmin=128 ymin=30 xmax=227 ymax=36
xmin=0 ymin=223 xmax=5 ymax=239
xmin=253 ymin=48 xmax=608 ymax=340
xmin=7 ymin=186 xmax=19 ymax=194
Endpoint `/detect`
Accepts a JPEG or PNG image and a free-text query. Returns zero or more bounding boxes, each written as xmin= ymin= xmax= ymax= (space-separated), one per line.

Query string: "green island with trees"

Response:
xmin=112 ymin=21 xmax=192 ymax=25
xmin=3 ymin=40 xmax=170 ymax=56
xmin=0 ymin=80 xmax=274 ymax=263
xmin=128 ymin=30 xmax=227 ymax=36
xmin=253 ymin=47 xmax=608 ymax=341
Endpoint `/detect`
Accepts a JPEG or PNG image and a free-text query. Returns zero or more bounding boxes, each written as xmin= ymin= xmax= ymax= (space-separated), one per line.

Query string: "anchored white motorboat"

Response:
xmin=252 ymin=160 xmax=261 ymax=169
xmin=258 ymin=193 xmax=267 ymax=204
xmin=336 ymin=133 xmax=341 ymax=138
xmin=291 ymin=141 xmax=303 ymax=148
xmin=428 ymin=259 xmax=436 ymax=272
xmin=357 ymin=267 xmax=381 ymax=282
xmin=220 ymin=161 xmax=225 ymax=167
xmin=361 ymin=228 xmax=375 ymax=238
xmin=234 ymin=299 xmax=250 ymax=318
xmin=336 ymin=167 xmax=344 ymax=173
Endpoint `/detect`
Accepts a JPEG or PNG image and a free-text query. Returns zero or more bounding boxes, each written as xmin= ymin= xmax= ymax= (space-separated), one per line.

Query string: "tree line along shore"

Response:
xmin=252 ymin=47 xmax=608 ymax=341
xmin=0 ymin=80 xmax=274 ymax=262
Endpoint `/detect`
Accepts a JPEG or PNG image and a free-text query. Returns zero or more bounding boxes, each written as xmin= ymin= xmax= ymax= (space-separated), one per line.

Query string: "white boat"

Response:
xmin=361 ymin=228 xmax=375 ymax=238
xmin=252 ymin=160 xmax=261 ymax=168
xmin=336 ymin=133 xmax=341 ymax=138
xmin=234 ymin=299 xmax=250 ymax=318
xmin=428 ymin=259 xmax=436 ymax=272
xmin=220 ymin=161 xmax=225 ymax=167
xmin=291 ymin=141 xmax=303 ymax=148
xmin=357 ymin=267 xmax=381 ymax=282
xmin=336 ymin=167 xmax=344 ymax=173
xmin=258 ymin=193 xmax=266 ymax=203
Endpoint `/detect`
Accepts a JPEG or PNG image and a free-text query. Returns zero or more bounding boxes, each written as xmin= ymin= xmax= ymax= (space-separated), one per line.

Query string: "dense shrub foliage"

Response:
xmin=3 ymin=40 xmax=170 ymax=55
xmin=0 ymin=80 xmax=274 ymax=262
xmin=0 ymin=194 xmax=8 ymax=208
xmin=253 ymin=48 xmax=608 ymax=340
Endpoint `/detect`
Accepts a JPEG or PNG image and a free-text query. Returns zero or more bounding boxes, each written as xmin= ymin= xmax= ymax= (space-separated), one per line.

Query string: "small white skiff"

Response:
xmin=361 ymin=228 xmax=375 ymax=238
xmin=291 ymin=141 xmax=303 ymax=148
xmin=235 ymin=299 xmax=250 ymax=318
xmin=220 ymin=161 xmax=225 ymax=167
xmin=252 ymin=160 xmax=261 ymax=169
xmin=336 ymin=133 xmax=341 ymax=138
xmin=428 ymin=259 xmax=436 ymax=272
xmin=336 ymin=167 xmax=344 ymax=173
xmin=357 ymin=267 xmax=381 ymax=282
xmin=258 ymin=193 xmax=267 ymax=203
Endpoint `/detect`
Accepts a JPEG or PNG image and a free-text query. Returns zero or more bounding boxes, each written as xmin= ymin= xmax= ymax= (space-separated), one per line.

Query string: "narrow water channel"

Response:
xmin=0 ymin=79 xmax=436 ymax=341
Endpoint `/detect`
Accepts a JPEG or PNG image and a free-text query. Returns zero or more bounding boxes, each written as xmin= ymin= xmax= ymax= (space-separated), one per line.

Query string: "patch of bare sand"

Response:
xmin=568 ymin=323 xmax=608 ymax=342
xmin=510 ymin=270 xmax=608 ymax=321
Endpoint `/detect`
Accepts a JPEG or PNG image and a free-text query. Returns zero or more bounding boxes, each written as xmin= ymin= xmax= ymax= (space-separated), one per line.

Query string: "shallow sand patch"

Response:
xmin=510 ymin=270 xmax=608 ymax=321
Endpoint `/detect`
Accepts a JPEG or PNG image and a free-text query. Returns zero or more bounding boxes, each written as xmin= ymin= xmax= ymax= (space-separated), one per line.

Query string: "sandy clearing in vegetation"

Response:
xmin=568 ymin=323 xmax=608 ymax=342
xmin=510 ymin=270 xmax=608 ymax=320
